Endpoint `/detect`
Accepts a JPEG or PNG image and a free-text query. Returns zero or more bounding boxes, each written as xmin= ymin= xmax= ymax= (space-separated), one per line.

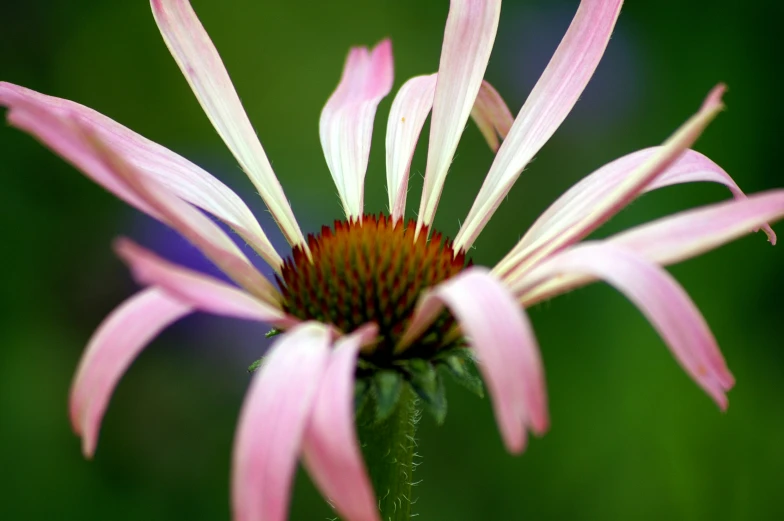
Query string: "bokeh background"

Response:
xmin=1 ymin=0 xmax=782 ymax=520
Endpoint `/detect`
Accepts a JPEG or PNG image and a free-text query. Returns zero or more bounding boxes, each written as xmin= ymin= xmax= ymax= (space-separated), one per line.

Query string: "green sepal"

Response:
xmin=432 ymin=345 xmax=471 ymax=363
xmin=356 ymin=358 xmax=378 ymax=372
xmin=265 ymin=328 xmax=282 ymax=338
xmin=247 ymin=358 xmax=263 ymax=373
xmin=354 ymin=378 xmax=371 ymax=415
xmin=439 ymin=352 xmax=484 ymax=398
xmin=373 ymin=370 xmax=403 ymax=422
xmin=404 ymin=359 xmax=447 ymax=424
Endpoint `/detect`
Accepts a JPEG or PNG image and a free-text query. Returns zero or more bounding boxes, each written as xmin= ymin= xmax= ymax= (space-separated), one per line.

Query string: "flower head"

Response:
xmin=2 ymin=0 xmax=783 ymax=520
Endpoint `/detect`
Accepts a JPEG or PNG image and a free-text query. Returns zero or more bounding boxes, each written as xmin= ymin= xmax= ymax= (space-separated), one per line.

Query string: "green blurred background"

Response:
xmin=1 ymin=0 xmax=782 ymax=519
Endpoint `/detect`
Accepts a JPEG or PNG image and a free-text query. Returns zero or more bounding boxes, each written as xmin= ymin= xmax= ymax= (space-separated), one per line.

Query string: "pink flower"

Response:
xmin=1 ymin=0 xmax=782 ymax=520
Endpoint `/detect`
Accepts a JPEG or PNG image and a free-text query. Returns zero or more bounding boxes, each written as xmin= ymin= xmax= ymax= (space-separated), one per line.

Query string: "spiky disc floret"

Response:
xmin=277 ymin=214 xmax=469 ymax=366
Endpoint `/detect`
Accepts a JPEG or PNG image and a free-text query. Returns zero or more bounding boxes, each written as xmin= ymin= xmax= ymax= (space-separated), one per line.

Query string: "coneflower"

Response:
xmin=1 ymin=1 xmax=782 ymax=520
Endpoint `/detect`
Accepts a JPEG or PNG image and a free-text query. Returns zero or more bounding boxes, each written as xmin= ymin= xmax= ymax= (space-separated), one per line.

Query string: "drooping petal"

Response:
xmin=150 ymin=0 xmax=306 ymax=248
xmin=5 ymin=102 xmax=277 ymax=302
xmin=3 ymin=98 xmax=156 ymax=216
xmin=114 ymin=238 xmax=294 ymax=328
xmin=454 ymin=0 xmax=624 ymax=251
xmin=417 ymin=0 xmax=502 ymax=233
xmin=232 ymin=323 xmax=332 ymax=521
xmin=611 ymin=189 xmax=783 ymax=260
xmin=303 ymin=324 xmax=380 ymax=521
xmin=516 ymin=190 xmax=784 ymax=306
xmin=386 ymin=75 xmax=513 ymax=222
xmin=386 ymin=74 xmax=437 ymax=222
xmin=320 ymin=40 xmax=394 ymax=219
xmin=497 ymin=85 xmax=727 ymax=276
xmin=65 ymin=117 xmax=280 ymax=304
xmin=497 ymin=148 xmax=774 ymax=276
xmin=399 ymin=268 xmax=548 ymax=453
xmin=0 ymin=82 xmax=282 ymax=269
xmin=470 ymin=80 xmax=515 ymax=152
xmin=69 ymin=288 xmax=192 ymax=458
xmin=516 ymin=243 xmax=733 ymax=409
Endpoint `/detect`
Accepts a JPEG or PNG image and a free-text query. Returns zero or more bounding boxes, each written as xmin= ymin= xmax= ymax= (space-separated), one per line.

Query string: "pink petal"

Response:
xmin=114 ymin=238 xmax=293 ymax=327
xmin=515 ymin=191 xmax=784 ymax=307
xmin=386 ymin=74 xmax=438 ymax=222
xmin=5 ymin=101 xmax=277 ymax=301
xmin=417 ymin=0 xmax=502 ymax=232
xmin=454 ymin=0 xmax=624 ymax=251
xmin=64 ymin=118 xmax=280 ymax=304
xmin=0 ymin=82 xmax=282 ymax=270
xmin=3 ymin=97 xmax=157 ymax=216
xmin=69 ymin=288 xmax=192 ymax=457
xmin=611 ymin=189 xmax=784 ymax=261
xmin=320 ymin=40 xmax=394 ymax=219
xmin=303 ymin=324 xmax=380 ymax=521
xmin=150 ymin=0 xmax=305 ymax=248
xmin=497 ymin=85 xmax=727 ymax=276
xmin=386 ymin=75 xmax=513 ymax=222
xmin=399 ymin=268 xmax=548 ymax=453
xmin=500 ymin=148 xmax=775 ymax=276
xmin=522 ymin=243 xmax=733 ymax=409
xmin=232 ymin=323 xmax=332 ymax=521
xmin=470 ymin=80 xmax=515 ymax=152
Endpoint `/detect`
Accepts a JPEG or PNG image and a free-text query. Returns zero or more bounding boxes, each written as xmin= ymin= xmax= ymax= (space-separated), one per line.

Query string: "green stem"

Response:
xmin=358 ymin=384 xmax=418 ymax=521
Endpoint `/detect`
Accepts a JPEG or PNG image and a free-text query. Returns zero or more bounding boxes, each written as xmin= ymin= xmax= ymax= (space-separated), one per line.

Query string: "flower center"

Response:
xmin=277 ymin=214 xmax=469 ymax=365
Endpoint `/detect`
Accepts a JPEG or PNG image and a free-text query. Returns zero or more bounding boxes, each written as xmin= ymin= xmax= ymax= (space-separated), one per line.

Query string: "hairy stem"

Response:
xmin=358 ymin=384 xmax=419 ymax=521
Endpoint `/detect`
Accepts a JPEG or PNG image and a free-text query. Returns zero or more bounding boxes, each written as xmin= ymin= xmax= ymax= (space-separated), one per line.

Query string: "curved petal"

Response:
xmin=399 ymin=268 xmax=548 ymax=453
xmin=232 ymin=323 xmax=332 ymax=521
xmin=2 ymin=97 xmax=156 ymax=216
xmin=454 ymin=0 xmax=624 ymax=251
xmin=303 ymin=324 xmax=380 ymax=521
xmin=416 ymin=0 xmax=502 ymax=233
xmin=611 ymin=189 xmax=783 ymax=259
xmin=498 ymin=148 xmax=775 ymax=276
xmin=150 ymin=0 xmax=306 ymax=248
xmin=320 ymin=40 xmax=394 ymax=219
xmin=69 ymin=288 xmax=192 ymax=458
xmin=0 ymin=82 xmax=282 ymax=269
xmin=470 ymin=80 xmax=515 ymax=152
xmin=4 ymin=101 xmax=278 ymax=301
xmin=518 ymin=243 xmax=733 ymax=409
xmin=386 ymin=74 xmax=437 ymax=222
xmin=68 ymin=119 xmax=280 ymax=304
xmin=497 ymin=85 xmax=727 ymax=276
xmin=516 ymin=190 xmax=784 ymax=306
xmin=386 ymin=76 xmax=513 ymax=222
xmin=114 ymin=238 xmax=293 ymax=327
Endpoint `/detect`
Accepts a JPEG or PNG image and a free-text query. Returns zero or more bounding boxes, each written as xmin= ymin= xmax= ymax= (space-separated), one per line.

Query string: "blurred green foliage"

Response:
xmin=1 ymin=1 xmax=782 ymax=520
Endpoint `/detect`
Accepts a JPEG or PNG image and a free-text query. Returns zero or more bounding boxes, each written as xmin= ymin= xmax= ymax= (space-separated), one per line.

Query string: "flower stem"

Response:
xmin=358 ymin=384 xmax=418 ymax=521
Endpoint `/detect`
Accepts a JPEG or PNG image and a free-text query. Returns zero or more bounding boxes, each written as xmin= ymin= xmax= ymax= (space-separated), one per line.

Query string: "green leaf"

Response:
xmin=405 ymin=359 xmax=447 ymax=424
xmin=433 ymin=345 xmax=472 ymax=363
xmin=373 ymin=370 xmax=403 ymax=422
xmin=440 ymin=354 xmax=484 ymax=398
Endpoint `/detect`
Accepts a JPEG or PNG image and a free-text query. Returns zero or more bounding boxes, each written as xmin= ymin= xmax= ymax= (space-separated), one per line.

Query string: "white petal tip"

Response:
xmin=81 ymin=436 xmax=97 ymax=460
